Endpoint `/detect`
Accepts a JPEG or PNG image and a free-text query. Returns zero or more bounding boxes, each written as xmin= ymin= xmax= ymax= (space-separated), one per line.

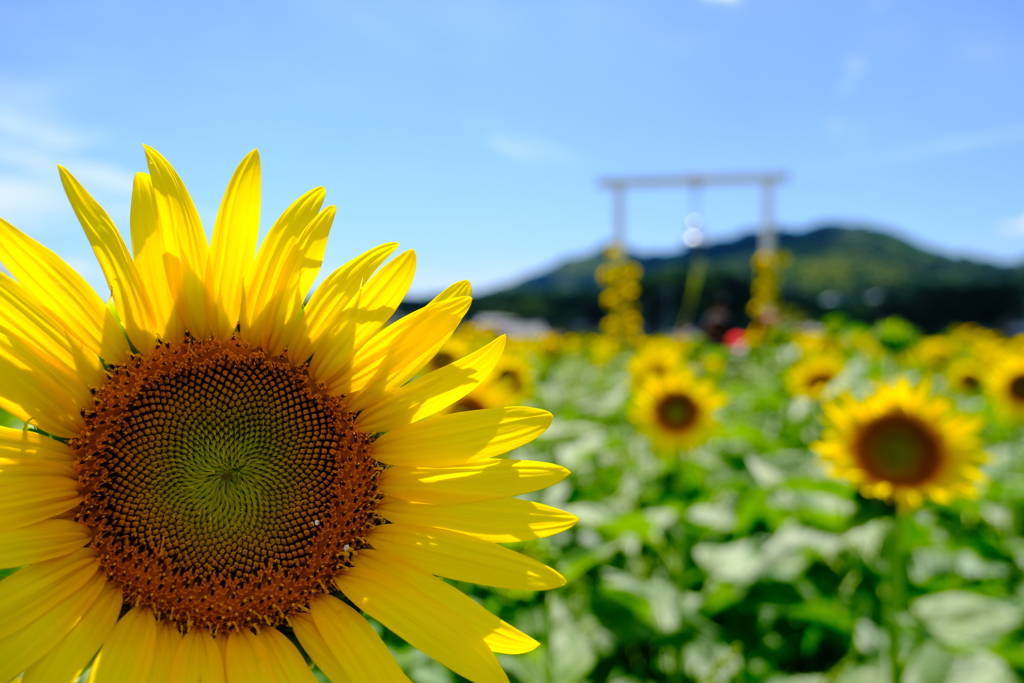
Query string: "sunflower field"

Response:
xmin=374 ymin=316 xmax=1024 ymax=683
xmin=3 ymin=151 xmax=1024 ymax=683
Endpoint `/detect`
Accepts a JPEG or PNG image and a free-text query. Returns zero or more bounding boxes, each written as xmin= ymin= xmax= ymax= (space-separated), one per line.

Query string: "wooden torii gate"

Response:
xmin=599 ymin=171 xmax=787 ymax=253
xmin=599 ymin=171 xmax=788 ymax=328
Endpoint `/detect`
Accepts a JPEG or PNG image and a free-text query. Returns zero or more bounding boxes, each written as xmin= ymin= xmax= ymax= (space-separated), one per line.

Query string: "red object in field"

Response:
xmin=722 ymin=327 xmax=746 ymax=346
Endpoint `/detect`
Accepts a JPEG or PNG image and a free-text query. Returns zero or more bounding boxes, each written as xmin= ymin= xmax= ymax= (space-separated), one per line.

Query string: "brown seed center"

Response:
xmin=655 ymin=393 xmax=699 ymax=431
xmin=72 ymin=336 xmax=381 ymax=632
xmin=853 ymin=412 xmax=941 ymax=485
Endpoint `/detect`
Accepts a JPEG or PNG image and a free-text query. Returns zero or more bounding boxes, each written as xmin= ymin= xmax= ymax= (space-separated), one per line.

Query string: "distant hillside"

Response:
xmin=411 ymin=225 xmax=1024 ymax=333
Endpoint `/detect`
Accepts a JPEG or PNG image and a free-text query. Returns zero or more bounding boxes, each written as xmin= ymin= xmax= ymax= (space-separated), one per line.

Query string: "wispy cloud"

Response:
xmin=487 ymin=133 xmax=572 ymax=164
xmin=0 ymin=107 xmax=84 ymax=150
xmin=0 ymin=103 xmax=132 ymax=229
xmin=997 ymin=212 xmax=1024 ymax=236
xmin=808 ymin=120 xmax=1024 ymax=179
xmin=874 ymin=121 xmax=1024 ymax=165
xmin=835 ymin=54 xmax=869 ymax=98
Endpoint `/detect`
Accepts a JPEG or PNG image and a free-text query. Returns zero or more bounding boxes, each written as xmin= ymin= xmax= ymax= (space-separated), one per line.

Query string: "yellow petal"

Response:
xmin=0 ymin=455 xmax=77 ymax=480
xmin=336 ymin=552 xmax=510 ymax=683
xmin=378 ymin=498 xmax=578 ymax=543
xmin=292 ymin=596 xmax=412 ymax=683
xmin=292 ymin=242 xmax=398 ymax=364
xmin=224 ymin=630 xmax=281 ymax=683
xmin=242 ymin=187 xmax=324 ymax=338
xmin=307 ymin=250 xmax=416 ymax=385
xmin=0 ymin=272 xmax=104 ymax=388
xmin=431 ymin=280 xmax=472 ymax=302
xmin=88 ymin=606 xmax=157 ymax=683
xmin=355 ymin=336 xmax=506 ymax=433
xmin=144 ymin=146 xmax=210 ymax=338
xmin=21 ymin=581 xmax=121 ymax=683
xmin=201 ymin=631 xmax=227 ymax=683
xmin=0 ymin=548 xmax=98 ymax=642
xmin=0 ymin=218 xmax=129 ymax=364
xmin=0 ymin=481 xmax=81 ymax=532
xmin=0 ymin=519 xmax=92 ymax=568
xmin=0 ymin=569 xmax=106 ymax=683
xmin=0 ymin=333 xmax=90 ymax=437
xmin=170 ymin=630 xmax=207 ymax=683
xmin=150 ymin=621 xmax=183 ymax=683
xmin=381 ymin=459 xmax=570 ymax=504
xmin=371 ymin=406 xmax=552 ymax=467
xmin=206 ymin=150 xmax=261 ymax=340
xmin=259 ymin=207 xmax=337 ymax=357
xmin=259 ymin=627 xmax=319 ymax=683
xmin=358 ymin=549 xmax=539 ymax=655
xmin=331 ymin=295 xmax=471 ymax=401
xmin=58 ymin=165 xmax=157 ymax=351
xmin=369 ymin=524 xmax=565 ymax=590
xmin=130 ymin=172 xmax=184 ymax=343
xmin=0 ymin=426 xmax=75 ymax=462
xmin=295 ymin=205 xmax=333 ymax=302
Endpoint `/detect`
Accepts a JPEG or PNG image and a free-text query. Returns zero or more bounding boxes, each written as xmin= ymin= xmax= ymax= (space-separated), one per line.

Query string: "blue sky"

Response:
xmin=1 ymin=0 xmax=1022 ymax=298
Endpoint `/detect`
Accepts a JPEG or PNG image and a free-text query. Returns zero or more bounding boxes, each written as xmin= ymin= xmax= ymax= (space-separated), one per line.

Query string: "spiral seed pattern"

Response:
xmin=73 ymin=336 xmax=381 ymax=632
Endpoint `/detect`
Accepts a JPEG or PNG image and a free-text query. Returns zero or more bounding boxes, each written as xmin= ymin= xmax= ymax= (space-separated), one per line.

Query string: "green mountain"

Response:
xmin=422 ymin=225 xmax=1024 ymax=333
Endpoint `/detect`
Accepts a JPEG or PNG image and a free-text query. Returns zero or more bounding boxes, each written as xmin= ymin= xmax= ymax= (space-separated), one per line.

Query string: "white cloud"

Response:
xmin=997 ymin=212 xmax=1024 ymax=236
xmin=876 ymin=121 xmax=1024 ymax=165
xmin=0 ymin=101 xmax=133 ymax=228
xmin=0 ymin=176 xmax=65 ymax=217
xmin=835 ymin=54 xmax=869 ymax=98
xmin=487 ymin=133 xmax=572 ymax=164
xmin=0 ymin=107 xmax=84 ymax=150
xmin=807 ymin=120 xmax=1024 ymax=180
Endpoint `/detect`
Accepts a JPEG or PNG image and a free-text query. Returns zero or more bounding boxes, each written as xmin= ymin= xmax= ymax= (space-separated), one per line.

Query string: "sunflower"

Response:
xmin=0 ymin=147 xmax=577 ymax=683
xmin=946 ymin=356 xmax=985 ymax=394
xmin=453 ymin=348 xmax=534 ymax=412
xmin=426 ymin=328 xmax=473 ymax=371
xmin=907 ymin=334 xmax=954 ymax=369
xmin=986 ymin=355 xmax=1024 ymax=420
xmin=785 ymin=354 xmax=844 ymax=399
xmin=628 ymin=336 xmax=686 ymax=385
xmin=628 ymin=370 xmax=727 ymax=452
xmin=813 ymin=380 xmax=987 ymax=509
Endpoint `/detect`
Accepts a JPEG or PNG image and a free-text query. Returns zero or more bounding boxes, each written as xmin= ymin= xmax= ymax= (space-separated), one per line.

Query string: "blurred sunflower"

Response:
xmin=0 ymin=147 xmax=576 ymax=683
xmin=813 ymin=380 xmax=987 ymax=509
xmin=427 ymin=330 xmax=473 ymax=370
xmin=907 ymin=334 xmax=954 ymax=368
xmin=946 ymin=357 xmax=985 ymax=394
xmin=785 ymin=354 xmax=844 ymax=399
xmin=589 ymin=333 xmax=623 ymax=365
xmin=986 ymin=356 xmax=1024 ymax=419
xmin=453 ymin=348 xmax=534 ymax=411
xmin=629 ymin=370 xmax=727 ymax=452
xmin=792 ymin=329 xmax=838 ymax=356
xmin=701 ymin=349 xmax=728 ymax=376
xmin=629 ymin=336 xmax=685 ymax=384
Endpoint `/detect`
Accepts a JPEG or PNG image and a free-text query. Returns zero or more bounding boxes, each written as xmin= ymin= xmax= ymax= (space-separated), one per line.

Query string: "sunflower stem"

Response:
xmin=886 ymin=507 xmax=906 ymax=683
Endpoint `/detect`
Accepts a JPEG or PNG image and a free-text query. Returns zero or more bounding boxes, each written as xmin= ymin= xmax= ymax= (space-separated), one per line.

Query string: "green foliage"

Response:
xmin=872 ymin=316 xmax=921 ymax=353
xmin=379 ymin=335 xmax=1024 ymax=683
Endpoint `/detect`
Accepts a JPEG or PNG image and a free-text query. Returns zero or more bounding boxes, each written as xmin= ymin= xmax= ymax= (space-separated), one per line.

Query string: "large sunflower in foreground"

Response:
xmin=628 ymin=370 xmax=727 ymax=452
xmin=0 ymin=147 xmax=577 ymax=683
xmin=813 ymin=380 xmax=987 ymax=509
